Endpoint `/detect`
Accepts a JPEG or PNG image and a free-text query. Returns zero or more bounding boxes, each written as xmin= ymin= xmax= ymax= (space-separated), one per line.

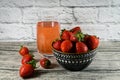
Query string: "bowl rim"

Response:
xmin=52 ymin=45 xmax=97 ymax=55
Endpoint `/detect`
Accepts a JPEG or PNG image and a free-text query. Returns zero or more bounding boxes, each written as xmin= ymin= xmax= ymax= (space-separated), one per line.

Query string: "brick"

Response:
xmin=0 ymin=24 xmax=33 ymax=40
xmin=61 ymin=0 xmax=111 ymax=7
xmin=0 ymin=0 xmax=59 ymax=7
xmin=34 ymin=23 xmax=120 ymax=41
xmin=112 ymin=0 xmax=120 ymax=5
xmin=79 ymin=24 xmax=120 ymax=41
xmin=98 ymin=7 xmax=120 ymax=23
xmin=74 ymin=8 xmax=98 ymax=23
xmin=12 ymin=0 xmax=34 ymax=7
xmin=0 ymin=0 xmax=14 ymax=7
xmin=34 ymin=0 xmax=59 ymax=7
xmin=48 ymin=23 xmax=110 ymax=41
xmin=32 ymin=23 xmax=120 ymax=41
xmin=32 ymin=23 xmax=73 ymax=39
xmin=60 ymin=24 xmax=73 ymax=30
xmin=0 ymin=8 xmax=22 ymax=23
xmin=22 ymin=8 xmax=38 ymax=24
xmin=31 ymin=24 xmax=37 ymax=39
xmin=0 ymin=0 xmax=34 ymax=7
xmin=107 ymin=24 xmax=120 ymax=41
xmin=32 ymin=23 xmax=75 ymax=40
xmin=23 ymin=7 xmax=74 ymax=24
xmin=72 ymin=24 xmax=109 ymax=41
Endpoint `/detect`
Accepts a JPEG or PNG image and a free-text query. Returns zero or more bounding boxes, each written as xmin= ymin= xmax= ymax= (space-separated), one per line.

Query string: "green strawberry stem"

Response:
xmin=20 ymin=45 xmax=23 ymax=48
xmin=45 ymin=60 xmax=51 ymax=67
xmin=61 ymin=29 xmax=66 ymax=33
xmin=19 ymin=45 xmax=23 ymax=52
xmin=27 ymin=59 xmax=37 ymax=69
xmin=75 ymin=32 xmax=85 ymax=41
xmin=29 ymin=53 xmax=34 ymax=57
xmin=20 ymin=45 xmax=23 ymax=49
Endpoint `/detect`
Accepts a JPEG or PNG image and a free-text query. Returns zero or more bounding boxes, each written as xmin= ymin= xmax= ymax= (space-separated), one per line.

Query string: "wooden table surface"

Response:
xmin=0 ymin=41 xmax=120 ymax=80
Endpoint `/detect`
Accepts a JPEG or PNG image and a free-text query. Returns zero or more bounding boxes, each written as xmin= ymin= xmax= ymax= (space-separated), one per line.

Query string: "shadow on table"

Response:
xmin=30 ymin=63 xmax=64 ymax=78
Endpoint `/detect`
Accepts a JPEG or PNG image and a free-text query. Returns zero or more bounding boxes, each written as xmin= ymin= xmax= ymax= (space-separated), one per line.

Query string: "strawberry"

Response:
xmin=85 ymin=35 xmax=99 ymax=50
xmin=21 ymin=54 xmax=33 ymax=64
xmin=19 ymin=64 xmax=34 ymax=78
xmin=70 ymin=26 xmax=81 ymax=34
xmin=19 ymin=60 xmax=36 ymax=78
xmin=61 ymin=30 xmax=71 ymax=40
xmin=19 ymin=46 xmax=29 ymax=56
xmin=61 ymin=40 xmax=73 ymax=53
xmin=84 ymin=34 xmax=90 ymax=43
xmin=76 ymin=42 xmax=88 ymax=54
xmin=69 ymin=32 xmax=78 ymax=42
xmin=40 ymin=58 xmax=51 ymax=69
xmin=53 ymin=40 xmax=62 ymax=51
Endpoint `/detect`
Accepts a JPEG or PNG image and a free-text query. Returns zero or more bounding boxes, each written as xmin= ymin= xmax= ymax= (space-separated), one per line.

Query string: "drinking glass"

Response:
xmin=36 ymin=12 xmax=60 ymax=56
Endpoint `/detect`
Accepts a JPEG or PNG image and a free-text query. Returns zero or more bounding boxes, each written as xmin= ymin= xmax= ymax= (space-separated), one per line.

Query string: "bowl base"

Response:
xmin=58 ymin=60 xmax=92 ymax=71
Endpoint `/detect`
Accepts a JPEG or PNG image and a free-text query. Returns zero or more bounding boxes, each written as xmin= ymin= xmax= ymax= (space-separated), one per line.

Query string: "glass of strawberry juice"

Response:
xmin=37 ymin=21 xmax=60 ymax=56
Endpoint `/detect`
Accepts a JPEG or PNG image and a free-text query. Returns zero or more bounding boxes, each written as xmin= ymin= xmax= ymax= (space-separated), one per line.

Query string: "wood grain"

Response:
xmin=0 ymin=41 xmax=120 ymax=80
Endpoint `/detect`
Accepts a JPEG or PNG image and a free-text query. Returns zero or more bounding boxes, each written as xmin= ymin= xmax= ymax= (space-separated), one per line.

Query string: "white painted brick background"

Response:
xmin=0 ymin=0 xmax=120 ymax=41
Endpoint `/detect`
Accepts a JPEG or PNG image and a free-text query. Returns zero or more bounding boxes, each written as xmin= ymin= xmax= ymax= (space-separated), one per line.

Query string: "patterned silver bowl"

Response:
xmin=52 ymin=47 xmax=97 ymax=71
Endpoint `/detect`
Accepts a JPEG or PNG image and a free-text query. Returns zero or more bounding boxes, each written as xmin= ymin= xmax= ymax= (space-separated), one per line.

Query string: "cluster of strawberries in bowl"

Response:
xmin=52 ymin=26 xmax=99 ymax=54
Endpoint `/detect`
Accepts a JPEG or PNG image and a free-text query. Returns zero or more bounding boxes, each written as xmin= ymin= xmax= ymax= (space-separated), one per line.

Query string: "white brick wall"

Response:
xmin=0 ymin=24 xmax=33 ymax=40
xmin=74 ymin=8 xmax=98 ymax=23
xmin=98 ymin=7 xmax=120 ymax=23
xmin=0 ymin=8 xmax=22 ymax=23
xmin=61 ymin=0 xmax=111 ymax=7
xmin=23 ymin=7 xmax=74 ymax=24
xmin=0 ymin=0 xmax=120 ymax=41
xmin=0 ymin=0 xmax=34 ymax=8
xmin=34 ymin=0 xmax=60 ymax=7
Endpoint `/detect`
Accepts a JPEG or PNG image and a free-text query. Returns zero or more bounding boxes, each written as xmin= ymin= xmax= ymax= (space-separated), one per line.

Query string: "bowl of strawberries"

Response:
xmin=52 ymin=26 xmax=99 ymax=71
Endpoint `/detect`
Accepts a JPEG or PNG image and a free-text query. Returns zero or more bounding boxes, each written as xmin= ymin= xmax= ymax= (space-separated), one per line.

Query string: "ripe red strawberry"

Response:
xmin=19 ymin=46 xmax=29 ymax=56
xmin=53 ymin=40 xmax=62 ymax=51
xmin=70 ymin=26 xmax=81 ymax=34
xmin=69 ymin=32 xmax=78 ymax=42
xmin=61 ymin=40 xmax=73 ymax=53
xmin=40 ymin=58 xmax=51 ymax=69
xmin=85 ymin=35 xmax=99 ymax=50
xmin=21 ymin=54 xmax=33 ymax=64
xmin=83 ymin=34 xmax=90 ymax=44
xmin=76 ymin=42 xmax=88 ymax=54
xmin=61 ymin=30 xmax=71 ymax=40
xmin=19 ymin=64 xmax=34 ymax=78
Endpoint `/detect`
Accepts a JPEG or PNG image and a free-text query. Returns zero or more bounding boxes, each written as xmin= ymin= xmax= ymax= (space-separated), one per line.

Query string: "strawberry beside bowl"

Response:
xmin=52 ymin=46 xmax=97 ymax=71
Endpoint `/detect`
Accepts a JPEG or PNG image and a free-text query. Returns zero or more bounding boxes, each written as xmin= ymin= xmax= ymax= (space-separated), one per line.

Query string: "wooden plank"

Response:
xmin=0 ymin=41 xmax=120 ymax=52
xmin=0 ymin=51 xmax=120 ymax=71
xmin=1 ymin=51 xmax=120 ymax=62
xmin=0 ymin=41 xmax=36 ymax=46
xmin=0 ymin=69 xmax=120 ymax=80
xmin=0 ymin=41 xmax=120 ymax=47
xmin=0 ymin=59 xmax=120 ymax=71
